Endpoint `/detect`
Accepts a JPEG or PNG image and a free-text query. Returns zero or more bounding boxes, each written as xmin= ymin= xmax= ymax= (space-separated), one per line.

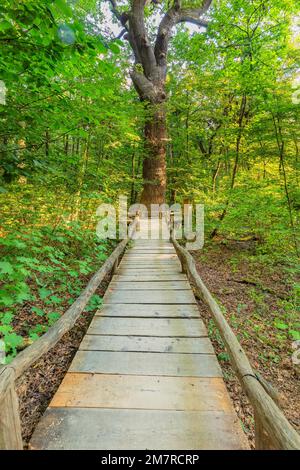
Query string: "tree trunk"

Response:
xmin=140 ymin=104 xmax=167 ymax=208
xmin=109 ymin=1 xmax=212 ymax=207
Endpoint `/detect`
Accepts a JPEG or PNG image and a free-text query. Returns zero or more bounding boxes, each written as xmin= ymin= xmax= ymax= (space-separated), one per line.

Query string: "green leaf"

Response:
xmin=289 ymin=330 xmax=300 ymax=341
xmin=55 ymin=0 xmax=73 ymax=17
xmin=47 ymin=312 xmax=61 ymax=326
xmin=274 ymin=320 xmax=289 ymax=331
xmin=0 ymin=21 xmax=11 ymax=32
xmin=0 ymin=292 xmax=14 ymax=307
xmin=31 ymin=307 xmax=45 ymax=317
xmin=109 ymin=43 xmax=120 ymax=54
xmin=38 ymin=287 xmax=51 ymax=300
xmin=0 ymin=261 xmax=13 ymax=275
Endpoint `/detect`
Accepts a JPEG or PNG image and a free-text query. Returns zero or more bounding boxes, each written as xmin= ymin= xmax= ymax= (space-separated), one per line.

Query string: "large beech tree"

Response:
xmin=108 ymin=0 xmax=212 ymax=206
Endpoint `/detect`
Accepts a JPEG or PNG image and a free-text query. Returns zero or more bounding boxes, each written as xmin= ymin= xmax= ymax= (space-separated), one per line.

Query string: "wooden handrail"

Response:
xmin=170 ymin=226 xmax=300 ymax=450
xmin=0 ymin=217 xmax=138 ymax=449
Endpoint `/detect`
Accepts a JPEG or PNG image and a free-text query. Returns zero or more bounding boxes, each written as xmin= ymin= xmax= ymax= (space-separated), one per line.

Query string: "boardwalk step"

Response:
xmin=30 ymin=408 xmax=248 ymax=450
xmin=87 ymin=317 xmax=207 ymax=337
xmin=69 ymin=350 xmax=222 ymax=377
xmin=49 ymin=374 xmax=232 ymax=411
xmin=109 ymin=280 xmax=191 ymax=290
xmin=95 ymin=303 xmax=200 ymax=317
xmin=79 ymin=335 xmax=214 ymax=353
xmin=103 ymin=289 xmax=196 ymax=304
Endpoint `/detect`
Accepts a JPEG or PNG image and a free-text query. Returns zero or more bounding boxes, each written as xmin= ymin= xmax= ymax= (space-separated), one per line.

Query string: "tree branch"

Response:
xmin=154 ymin=0 xmax=212 ymax=67
xmin=130 ymin=69 xmax=157 ymax=102
xmin=129 ymin=0 xmax=157 ymax=78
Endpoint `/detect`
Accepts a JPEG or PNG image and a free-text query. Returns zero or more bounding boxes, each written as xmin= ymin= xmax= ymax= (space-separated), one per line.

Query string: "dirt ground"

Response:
xmin=193 ymin=240 xmax=300 ymax=448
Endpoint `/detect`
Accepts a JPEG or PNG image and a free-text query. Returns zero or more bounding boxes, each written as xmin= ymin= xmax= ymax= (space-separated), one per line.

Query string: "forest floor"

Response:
xmin=194 ymin=240 xmax=300 ymax=448
xmin=17 ymin=274 xmax=111 ymax=446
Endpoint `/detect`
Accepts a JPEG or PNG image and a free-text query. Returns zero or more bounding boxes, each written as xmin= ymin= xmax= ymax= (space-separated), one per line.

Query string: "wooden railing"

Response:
xmin=169 ymin=218 xmax=300 ymax=450
xmin=0 ymin=217 xmax=138 ymax=449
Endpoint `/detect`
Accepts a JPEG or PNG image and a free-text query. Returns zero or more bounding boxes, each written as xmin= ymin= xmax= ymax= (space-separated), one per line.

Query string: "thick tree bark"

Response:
xmin=141 ymin=104 xmax=167 ymax=207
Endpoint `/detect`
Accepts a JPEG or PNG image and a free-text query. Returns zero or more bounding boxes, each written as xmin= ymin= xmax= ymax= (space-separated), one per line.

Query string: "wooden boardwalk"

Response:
xmin=30 ymin=219 xmax=248 ymax=450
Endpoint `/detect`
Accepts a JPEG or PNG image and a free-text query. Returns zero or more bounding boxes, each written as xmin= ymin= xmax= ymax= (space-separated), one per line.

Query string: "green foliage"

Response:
xmin=0 ymin=222 xmax=112 ymax=362
xmin=167 ymin=0 xmax=299 ymax=263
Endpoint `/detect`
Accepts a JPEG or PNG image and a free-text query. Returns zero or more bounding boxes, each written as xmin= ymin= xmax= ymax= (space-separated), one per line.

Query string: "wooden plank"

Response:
xmin=120 ymin=258 xmax=180 ymax=264
xmin=112 ymin=273 xmax=187 ymax=281
xmin=117 ymin=267 xmax=182 ymax=273
xmin=69 ymin=351 xmax=222 ymax=377
xmin=103 ymin=289 xmax=196 ymax=304
xmin=123 ymin=254 xmax=178 ymax=260
xmin=50 ymin=374 xmax=232 ymax=411
xmin=79 ymin=335 xmax=213 ymax=354
xmin=87 ymin=317 xmax=207 ymax=337
xmin=30 ymin=408 xmax=248 ymax=450
xmin=95 ymin=303 xmax=200 ymax=318
xmin=118 ymin=264 xmax=181 ymax=270
xmin=130 ymin=248 xmax=176 ymax=253
xmin=109 ymin=280 xmax=191 ymax=290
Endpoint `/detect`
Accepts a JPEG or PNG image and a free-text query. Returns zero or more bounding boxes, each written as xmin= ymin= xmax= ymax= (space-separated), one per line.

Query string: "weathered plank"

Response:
xmin=87 ymin=317 xmax=206 ymax=337
xmin=120 ymin=259 xmax=180 ymax=264
xmin=95 ymin=303 xmax=200 ymax=318
xmin=130 ymin=248 xmax=176 ymax=253
xmin=79 ymin=335 xmax=213 ymax=354
xmin=30 ymin=408 xmax=248 ymax=450
xmin=112 ymin=273 xmax=187 ymax=281
xmin=117 ymin=267 xmax=183 ymax=273
xmin=50 ymin=374 xmax=232 ymax=411
xmin=69 ymin=351 xmax=222 ymax=377
xmin=103 ymin=289 xmax=196 ymax=304
xmin=109 ymin=280 xmax=191 ymax=290
xmin=123 ymin=254 xmax=178 ymax=260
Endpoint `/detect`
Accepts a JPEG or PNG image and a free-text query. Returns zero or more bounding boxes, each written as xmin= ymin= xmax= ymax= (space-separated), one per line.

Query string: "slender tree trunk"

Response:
xmin=140 ymin=104 xmax=167 ymax=208
xmin=45 ymin=129 xmax=50 ymax=157
xmin=210 ymin=95 xmax=247 ymax=239
xmin=212 ymin=158 xmax=221 ymax=193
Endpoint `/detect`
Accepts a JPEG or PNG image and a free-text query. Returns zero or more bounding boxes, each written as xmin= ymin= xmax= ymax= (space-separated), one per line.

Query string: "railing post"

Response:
xmin=0 ymin=367 xmax=23 ymax=450
xmin=254 ymin=412 xmax=274 ymax=450
xmin=112 ymin=256 xmax=119 ymax=274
